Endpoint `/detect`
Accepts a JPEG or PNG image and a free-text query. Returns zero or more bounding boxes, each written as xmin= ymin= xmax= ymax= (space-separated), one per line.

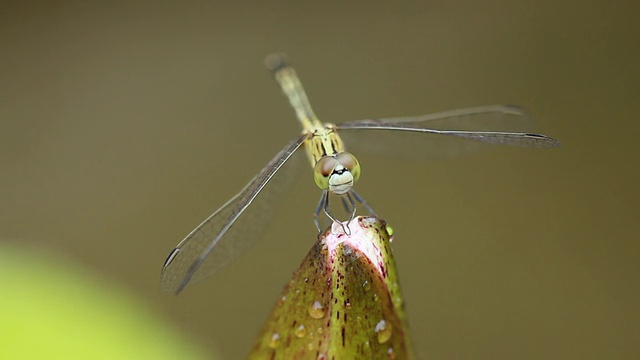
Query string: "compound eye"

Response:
xmin=313 ymin=156 xmax=339 ymax=190
xmin=335 ymin=152 xmax=361 ymax=183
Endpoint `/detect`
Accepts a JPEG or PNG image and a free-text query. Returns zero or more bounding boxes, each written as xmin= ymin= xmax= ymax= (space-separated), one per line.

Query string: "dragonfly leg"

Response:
xmin=350 ymin=189 xmax=378 ymax=218
xmin=340 ymin=192 xmax=358 ymax=234
xmin=323 ymin=193 xmax=350 ymax=235
xmin=314 ymin=191 xmax=327 ymax=233
xmin=340 ymin=195 xmax=351 ymax=213
xmin=345 ymin=191 xmax=358 ymax=222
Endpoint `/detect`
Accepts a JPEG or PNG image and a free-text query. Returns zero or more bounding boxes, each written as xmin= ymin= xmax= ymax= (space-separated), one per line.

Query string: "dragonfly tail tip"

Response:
xmin=265 ymin=53 xmax=290 ymax=73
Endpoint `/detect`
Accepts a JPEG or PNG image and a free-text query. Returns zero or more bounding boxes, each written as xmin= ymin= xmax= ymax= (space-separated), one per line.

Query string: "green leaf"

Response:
xmin=249 ymin=216 xmax=413 ymax=359
xmin=0 ymin=243 xmax=212 ymax=360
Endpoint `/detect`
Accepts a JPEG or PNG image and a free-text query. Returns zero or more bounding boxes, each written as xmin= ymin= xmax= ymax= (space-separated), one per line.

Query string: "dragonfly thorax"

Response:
xmin=313 ymin=152 xmax=361 ymax=195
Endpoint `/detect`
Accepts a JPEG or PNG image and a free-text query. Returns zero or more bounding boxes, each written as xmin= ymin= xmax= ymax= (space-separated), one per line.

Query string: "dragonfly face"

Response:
xmin=313 ymin=152 xmax=361 ymax=195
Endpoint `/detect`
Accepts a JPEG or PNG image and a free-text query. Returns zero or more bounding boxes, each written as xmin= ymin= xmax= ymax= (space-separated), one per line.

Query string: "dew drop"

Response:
xmin=375 ymin=319 xmax=392 ymax=344
xmin=308 ymin=300 xmax=325 ymax=319
xmin=387 ymin=346 xmax=396 ymax=359
xmin=268 ymin=332 xmax=280 ymax=348
xmin=294 ymin=324 xmax=307 ymax=338
xmin=386 ymin=225 xmax=394 ymax=237
xmin=363 ymin=280 xmax=371 ymax=292
xmin=320 ymin=243 xmax=329 ymax=255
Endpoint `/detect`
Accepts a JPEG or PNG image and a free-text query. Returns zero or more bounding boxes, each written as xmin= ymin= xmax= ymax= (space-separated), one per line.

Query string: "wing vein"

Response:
xmin=162 ymin=132 xmax=310 ymax=293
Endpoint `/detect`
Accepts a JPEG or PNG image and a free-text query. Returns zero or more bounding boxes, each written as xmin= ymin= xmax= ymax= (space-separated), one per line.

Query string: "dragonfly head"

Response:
xmin=314 ymin=152 xmax=361 ymax=195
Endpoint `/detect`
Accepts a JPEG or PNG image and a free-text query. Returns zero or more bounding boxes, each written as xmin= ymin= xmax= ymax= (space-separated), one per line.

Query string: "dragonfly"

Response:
xmin=161 ymin=54 xmax=560 ymax=294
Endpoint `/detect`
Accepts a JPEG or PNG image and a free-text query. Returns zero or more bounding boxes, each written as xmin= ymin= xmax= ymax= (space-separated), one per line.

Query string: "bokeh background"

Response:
xmin=1 ymin=1 xmax=638 ymax=359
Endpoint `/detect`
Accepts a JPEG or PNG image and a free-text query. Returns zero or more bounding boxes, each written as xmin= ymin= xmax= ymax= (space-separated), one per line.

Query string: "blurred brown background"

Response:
xmin=1 ymin=1 xmax=638 ymax=359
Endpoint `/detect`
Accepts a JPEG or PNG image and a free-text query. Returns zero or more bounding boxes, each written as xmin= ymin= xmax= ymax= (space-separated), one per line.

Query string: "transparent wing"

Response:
xmin=335 ymin=105 xmax=560 ymax=160
xmin=161 ymin=133 xmax=309 ymax=294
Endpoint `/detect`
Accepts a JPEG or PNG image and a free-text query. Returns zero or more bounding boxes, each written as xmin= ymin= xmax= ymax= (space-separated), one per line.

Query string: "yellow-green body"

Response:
xmin=271 ymin=61 xmax=346 ymax=167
